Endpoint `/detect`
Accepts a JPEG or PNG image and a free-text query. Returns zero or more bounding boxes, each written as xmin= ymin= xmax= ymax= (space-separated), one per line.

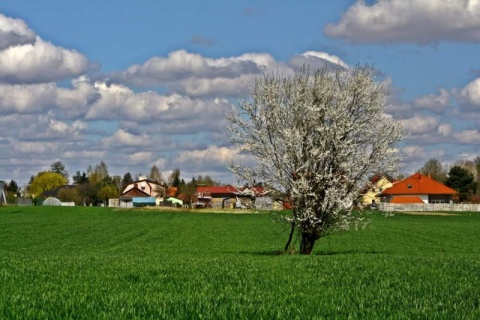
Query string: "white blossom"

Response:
xmin=227 ymin=66 xmax=404 ymax=254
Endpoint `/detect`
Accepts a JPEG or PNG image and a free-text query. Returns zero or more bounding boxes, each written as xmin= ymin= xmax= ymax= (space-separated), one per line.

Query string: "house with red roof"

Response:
xmin=380 ymin=173 xmax=457 ymax=204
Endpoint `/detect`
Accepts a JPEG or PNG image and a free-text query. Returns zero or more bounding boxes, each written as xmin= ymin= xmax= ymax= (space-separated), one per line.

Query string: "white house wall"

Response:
xmin=418 ymin=195 xmax=429 ymax=203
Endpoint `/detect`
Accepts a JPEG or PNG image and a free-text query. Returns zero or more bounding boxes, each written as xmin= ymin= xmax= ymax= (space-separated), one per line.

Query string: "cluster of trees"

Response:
xmin=418 ymin=157 xmax=480 ymax=202
xmin=8 ymin=161 xmax=220 ymax=206
xmin=3 ymin=180 xmax=20 ymax=204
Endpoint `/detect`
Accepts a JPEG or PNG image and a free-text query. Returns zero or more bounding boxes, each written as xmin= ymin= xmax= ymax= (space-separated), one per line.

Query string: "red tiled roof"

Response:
xmin=381 ymin=173 xmax=457 ymax=195
xmin=391 ymin=196 xmax=424 ymax=204
xmin=166 ymin=187 xmax=177 ymax=197
xmin=196 ymin=185 xmax=238 ymax=194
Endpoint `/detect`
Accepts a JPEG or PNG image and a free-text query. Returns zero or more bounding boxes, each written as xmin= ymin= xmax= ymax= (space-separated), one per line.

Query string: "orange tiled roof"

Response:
xmin=381 ymin=173 xmax=457 ymax=195
xmin=166 ymin=187 xmax=177 ymax=197
xmin=391 ymin=196 xmax=424 ymax=204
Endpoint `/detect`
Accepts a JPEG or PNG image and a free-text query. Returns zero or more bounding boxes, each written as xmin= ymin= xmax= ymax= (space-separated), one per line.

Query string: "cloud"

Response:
xmin=289 ymin=51 xmax=349 ymax=71
xmin=438 ymin=123 xmax=454 ymax=137
xmin=63 ymin=150 xmax=108 ymax=160
xmin=0 ymin=77 xmax=98 ymax=117
xmin=108 ymin=50 xmax=273 ymax=96
xmin=324 ymin=0 xmax=480 ymax=44
xmin=84 ymin=83 xmax=232 ymax=131
xmin=402 ymin=145 xmax=426 ymax=160
xmin=451 ymin=77 xmax=480 ymax=125
xmin=0 ymin=13 xmax=36 ymax=50
xmin=101 ymin=129 xmax=153 ymax=147
xmin=0 ymin=37 xmax=89 ymax=84
xmin=452 ymin=129 xmax=480 ymax=144
xmin=454 ymin=77 xmax=480 ymax=110
xmin=13 ymin=141 xmax=58 ymax=155
xmin=414 ymin=89 xmax=450 ymax=114
xmin=0 ymin=82 xmax=57 ymax=114
xmin=174 ymin=145 xmax=243 ymax=172
xmin=108 ymin=50 xmax=353 ymax=98
xmin=402 ymin=114 xmax=439 ymax=135
xmin=126 ymin=152 xmax=154 ymax=165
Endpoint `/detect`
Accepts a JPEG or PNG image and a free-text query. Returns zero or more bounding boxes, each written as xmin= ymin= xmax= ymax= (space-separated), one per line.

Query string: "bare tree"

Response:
xmin=227 ymin=65 xmax=404 ymax=254
xmin=418 ymin=158 xmax=448 ymax=183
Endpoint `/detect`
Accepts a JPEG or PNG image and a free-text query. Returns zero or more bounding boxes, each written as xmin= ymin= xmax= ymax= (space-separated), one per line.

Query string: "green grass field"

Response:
xmin=1 ymin=206 xmax=479 ymax=319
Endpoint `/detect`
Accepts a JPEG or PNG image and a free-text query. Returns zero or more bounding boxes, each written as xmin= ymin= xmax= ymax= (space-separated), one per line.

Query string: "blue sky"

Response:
xmin=1 ymin=0 xmax=480 ymax=186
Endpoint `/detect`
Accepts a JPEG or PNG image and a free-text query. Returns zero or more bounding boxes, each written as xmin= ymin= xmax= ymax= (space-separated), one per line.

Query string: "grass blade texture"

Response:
xmin=1 ymin=206 xmax=479 ymax=319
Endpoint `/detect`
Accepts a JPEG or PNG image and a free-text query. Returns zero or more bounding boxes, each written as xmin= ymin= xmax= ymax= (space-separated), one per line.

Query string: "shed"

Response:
xmin=167 ymin=197 xmax=184 ymax=206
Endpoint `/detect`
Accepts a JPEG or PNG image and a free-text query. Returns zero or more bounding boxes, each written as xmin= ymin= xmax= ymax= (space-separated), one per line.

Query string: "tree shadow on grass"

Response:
xmin=0 ymin=209 xmax=23 ymax=214
xmin=314 ymin=249 xmax=387 ymax=256
xmin=237 ymin=249 xmax=387 ymax=256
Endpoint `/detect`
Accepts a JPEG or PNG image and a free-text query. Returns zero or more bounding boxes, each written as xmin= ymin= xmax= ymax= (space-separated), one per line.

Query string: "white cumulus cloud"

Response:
xmin=414 ymin=89 xmax=450 ymax=114
xmin=0 ymin=37 xmax=89 ymax=84
xmin=0 ymin=13 xmax=36 ymax=50
xmin=454 ymin=77 xmax=480 ymax=109
xmin=324 ymin=0 xmax=480 ymax=44
xmin=402 ymin=114 xmax=439 ymax=135
xmin=102 ymin=129 xmax=152 ymax=147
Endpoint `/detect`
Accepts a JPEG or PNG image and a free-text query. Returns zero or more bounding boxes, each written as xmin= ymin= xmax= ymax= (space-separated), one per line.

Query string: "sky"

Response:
xmin=1 ymin=0 xmax=480 ymax=187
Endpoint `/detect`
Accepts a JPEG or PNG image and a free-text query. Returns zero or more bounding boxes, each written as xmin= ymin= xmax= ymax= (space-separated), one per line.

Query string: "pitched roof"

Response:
xmin=121 ymin=188 xmax=151 ymax=198
xmin=166 ymin=187 xmax=177 ymax=197
xmin=196 ymin=185 xmax=238 ymax=195
xmin=381 ymin=173 xmax=457 ymax=195
xmin=391 ymin=196 xmax=424 ymax=204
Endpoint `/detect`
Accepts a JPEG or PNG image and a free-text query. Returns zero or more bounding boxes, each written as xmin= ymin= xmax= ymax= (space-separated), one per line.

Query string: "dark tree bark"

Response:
xmin=284 ymin=221 xmax=296 ymax=252
xmin=300 ymin=232 xmax=318 ymax=255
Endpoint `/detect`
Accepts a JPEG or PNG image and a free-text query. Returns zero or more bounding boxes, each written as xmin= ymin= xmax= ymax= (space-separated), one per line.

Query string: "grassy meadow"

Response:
xmin=1 ymin=206 xmax=480 ymax=319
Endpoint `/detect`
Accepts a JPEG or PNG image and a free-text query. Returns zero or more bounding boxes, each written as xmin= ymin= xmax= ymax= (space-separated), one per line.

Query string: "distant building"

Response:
xmin=380 ymin=173 xmax=457 ymax=204
xmin=120 ymin=176 xmax=164 ymax=207
xmin=361 ymin=175 xmax=394 ymax=206
xmin=195 ymin=185 xmax=265 ymax=209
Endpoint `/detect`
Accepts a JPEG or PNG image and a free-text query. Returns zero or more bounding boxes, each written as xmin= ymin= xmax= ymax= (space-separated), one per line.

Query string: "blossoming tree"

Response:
xmin=227 ymin=65 xmax=404 ymax=254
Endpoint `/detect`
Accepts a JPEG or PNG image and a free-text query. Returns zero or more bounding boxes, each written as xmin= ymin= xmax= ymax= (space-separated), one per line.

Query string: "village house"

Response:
xmin=195 ymin=185 xmax=266 ymax=209
xmin=380 ymin=173 xmax=457 ymax=204
xmin=119 ymin=176 xmax=165 ymax=207
xmin=361 ymin=175 xmax=394 ymax=206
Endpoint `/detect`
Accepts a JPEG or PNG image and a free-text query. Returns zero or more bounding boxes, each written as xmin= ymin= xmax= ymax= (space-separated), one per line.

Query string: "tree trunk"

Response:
xmin=284 ymin=221 xmax=296 ymax=252
xmin=300 ymin=232 xmax=317 ymax=255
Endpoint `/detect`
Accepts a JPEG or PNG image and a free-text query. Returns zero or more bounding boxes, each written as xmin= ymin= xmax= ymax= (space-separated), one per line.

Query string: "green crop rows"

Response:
xmin=1 ymin=206 xmax=479 ymax=319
